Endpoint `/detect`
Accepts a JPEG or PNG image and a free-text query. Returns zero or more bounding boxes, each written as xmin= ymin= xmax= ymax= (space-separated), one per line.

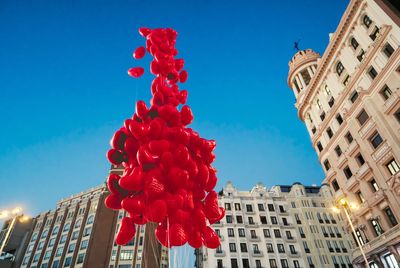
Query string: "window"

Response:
xmin=316 ymin=99 xmax=322 ymax=109
xmin=369 ymin=132 xmax=383 ymax=149
xmin=335 ymin=146 xmax=342 ymax=157
xmin=383 ymin=43 xmax=395 ymax=58
xmin=31 ymin=232 xmax=38 ymax=241
xmin=301 ymin=69 xmax=312 ymax=86
xmin=357 ymin=49 xmax=365 ymax=62
xmin=231 ymin=259 xmax=238 ymax=268
xmin=363 ymin=15 xmax=372 ymax=28
xmin=281 ymin=259 xmax=289 ymax=268
xmin=380 ymin=85 xmax=392 ymax=100
xmin=356 ymin=191 xmax=365 ymax=203
xmin=55 ymin=247 xmax=63 ymax=257
xmin=277 ymin=244 xmax=285 ymax=253
xmin=49 ymin=238 xmax=55 ymax=247
xmin=224 ymin=203 xmax=231 ymax=210
xmin=83 ymin=227 xmax=91 ymax=237
xmin=336 ymin=62 xmax=344 ymax=76
xmin=332 ymin=179 xmax=340 ymax=192
xmin=386 ymin=158 xmax=400 ymax=175
xmin=63 ymin=257 xmax=72 ymax=267
xmin=68 ymin=243 xmax=75 ymax=253
xmin=271 ymin=216 xmax=277 ymax=224
xmin=267 ymin=204 xmax=275 ymax=211
xmin=86 ymin=215 xmax=94 ymax=224
xmin=246 ymin=204 xmax=253 ymax=212
xmin=323 ymin=159 xmax=331 ymax=171
xmin=52 ymin=260 xmax=60 ymax=268
xmin=343 ymin=166 xmax=353 ymax=179
xmin=257 ymin=204 xmax=264 ymax=211
xmin=320 ymin=111 xmax=326 ymax=121
xmin=350 ymin=37 xmax=359 ymax=50
xmin=368 ymin=66 xmax=378 ymax=80
xmin=120 ymin=250 xmax=133 ymax=260
xmin=255 ymin=260 xmax=262 ymax=268
xmin=71 ymin=231 xmax=79 ymax=240
xmin=234 ymin=203 xmax=241 ymax=211
xmin=326 ymin=128 xmax=333 ymax=138
xmin=396 ymin=108 xmax=400 ymax=123
xmin=76 ymin=253 xmax=85 ymax=264
xmin=252 ymin=244 xmax=259 ymax=253
xmin=370 ymin=218 xmax=384 ymax=236
xmin=263 ymin=229 xmax=270 ymax=238
xmin=290 ymin=245 xmax=297 ymax=254
xmin=38 ymin=241 xmax=45 ymax=250
xmin=248 ymin=217 xmax=254 ymax=224
xmin=226 ymin=215 xmax=232 ymax=223
xmin=357 ymin=109 xmax=369 ymax=125
xmin=370 ymin=26 xmax=380 ymax=41
xmin=52 ymin=226 xmax=60 ymax=235
xmin=369 ymin=179 xmax=379 ymax=192
xmin=274 ymin=229 xmax=281 ymax=238
xmin=294 ymin=260 xmax=300 ymax=268
xmin=328 ymin=97 xmax=335 ymax=107
xmin=80 ymin=240 xmax=89 ymax=250
xmin=228 ymin=228 xmax=234 ymax=237
xmin=260 ymin=216 xmax=267 ymax=224
xmin=74 ymin=219 xmax=82 ymax=229
xmin=384 ymin=207 xmax=398 ymax=227
xmin=238 ymin=228 xmax=245 ymax=237
xmin=236 ymin=215 xmax=243 ymax=223
xmin=44 ymin=250 xmax=52 ymax=260
xmin=286 ymin=231 xmax=293 ymax=239
xmin=311 ymin=126 xmax=316 ymax=134
xmin=350 ymin=91 xmax=359 ymax=103
xmin=41 ymin=229 xmax=49 ymax=239
xmin=336 ymin=114 xmax=343 ymax=125
xmin=229 ymin=243 xmax=236 ymax=252
xmin=59 ymin=235 xmax=67 ymax=244
xmin=345 ymin=132 xmax=353 ymax=144
xmin=356 ymin=153 xmax=365 ymax=166
xmin=317 ymin=142 xmax=323 ymax=152
xmin=266 ymin=243 xmax=274 ymax=253
xmin=324 ymin=85 xmax=331 ymax=95
xmin=242 ymin=259 xmax=250 ymax=268
xmin=63 ymin=223 xmax=70 ymax=232
xmin=269 ymin=259 xmax=277 ymax=268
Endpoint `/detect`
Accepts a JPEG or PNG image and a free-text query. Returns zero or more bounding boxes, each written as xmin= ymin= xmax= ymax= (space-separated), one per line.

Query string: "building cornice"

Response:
xmin=297 ymin=0 xmax=364 ymax=120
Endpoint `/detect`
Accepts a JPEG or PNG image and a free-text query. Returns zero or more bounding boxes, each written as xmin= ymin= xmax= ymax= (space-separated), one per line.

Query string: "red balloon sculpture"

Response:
xmin=105 ymin=27 xmax=224 ymax=249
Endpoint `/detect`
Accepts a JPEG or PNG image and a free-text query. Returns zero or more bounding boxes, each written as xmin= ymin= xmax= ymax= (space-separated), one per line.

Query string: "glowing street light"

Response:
xmin=333 ymin=198 xmax=369 ymax=267
xmin=0 ymin=207 xmax=30 ymax=256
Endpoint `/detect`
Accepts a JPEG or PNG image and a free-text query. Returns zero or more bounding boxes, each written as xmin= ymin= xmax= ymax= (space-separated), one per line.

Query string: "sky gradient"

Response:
xmin=0 ymin=0 xmax=348 ymax=217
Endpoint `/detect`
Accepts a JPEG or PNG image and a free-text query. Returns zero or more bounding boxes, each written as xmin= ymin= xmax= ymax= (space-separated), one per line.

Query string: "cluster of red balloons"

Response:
xmin=105 ymin=27 xmax=224 ymax=249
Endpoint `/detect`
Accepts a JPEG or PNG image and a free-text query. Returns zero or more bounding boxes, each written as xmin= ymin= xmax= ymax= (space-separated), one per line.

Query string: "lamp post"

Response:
xmin=0 ymin=207 xmax=29 ymax=256
xmin=333 ymin=199 xmax=369 ymax=268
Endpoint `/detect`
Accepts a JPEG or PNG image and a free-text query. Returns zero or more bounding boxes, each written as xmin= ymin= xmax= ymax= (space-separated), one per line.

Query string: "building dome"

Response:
xmin=287 ymin=49 xmax=320 ymax=98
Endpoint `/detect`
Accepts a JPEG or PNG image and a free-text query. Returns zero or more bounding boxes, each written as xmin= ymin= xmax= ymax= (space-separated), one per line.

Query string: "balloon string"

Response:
xmin=167 ymin=217 xmax=171 ymax=268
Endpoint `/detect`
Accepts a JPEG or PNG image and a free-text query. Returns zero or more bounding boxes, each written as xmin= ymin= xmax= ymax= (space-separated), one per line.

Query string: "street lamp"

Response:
xmin=333 ymin=199 xmax=369 ymax=268
xmin=0 ymin=207 xmax=29 ymax=256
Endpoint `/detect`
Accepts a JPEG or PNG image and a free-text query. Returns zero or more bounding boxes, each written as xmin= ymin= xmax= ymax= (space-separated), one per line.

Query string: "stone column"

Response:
xmin=294 ymin=75 xmax=302 ymax=93
xmin=297 ymin=73 xmax=307 ymax=89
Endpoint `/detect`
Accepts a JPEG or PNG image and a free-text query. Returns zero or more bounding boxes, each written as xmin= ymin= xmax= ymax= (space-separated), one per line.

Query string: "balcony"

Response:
xmin=251 ymin=250 xmax=263 ymax=257
xmin=249 ymin=236 xmax=261 ymax=242
xmin=383 ymin=88 xmax=400 ymax=114
xmin=356 ymin=163 xmax=371 ymax=180
xmin=358 ymin=118 xmax=376 ymax=139
xmin=371 ymin=140 xmax=391 ymax=163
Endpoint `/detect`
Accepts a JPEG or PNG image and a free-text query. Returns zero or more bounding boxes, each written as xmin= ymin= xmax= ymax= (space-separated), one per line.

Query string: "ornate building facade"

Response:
xmin=287 ymin=0 xmax=400 ymax=267
xmin=195 ymin=181 xmax=353 ymax=268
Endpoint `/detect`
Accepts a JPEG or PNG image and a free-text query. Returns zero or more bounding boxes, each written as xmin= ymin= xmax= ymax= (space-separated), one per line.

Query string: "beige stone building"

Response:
xmin=195 ymin=181 xmax=353 ymax=268
xmin=287 ymin=0 xmax=400 ymax=267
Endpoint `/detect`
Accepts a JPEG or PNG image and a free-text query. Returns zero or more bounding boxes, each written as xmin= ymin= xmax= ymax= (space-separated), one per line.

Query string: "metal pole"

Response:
xmin=0 ymin=216 xmax=17 ymax=256
xmin=342 ymin=204 xmax=369 ymax=268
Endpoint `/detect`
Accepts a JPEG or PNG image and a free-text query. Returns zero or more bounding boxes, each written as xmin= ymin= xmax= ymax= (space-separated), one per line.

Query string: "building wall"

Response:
xmin=196 ymin=182 xmax=353 ymax=268
xmin=287 ymin=0 xmax=400 ymax=267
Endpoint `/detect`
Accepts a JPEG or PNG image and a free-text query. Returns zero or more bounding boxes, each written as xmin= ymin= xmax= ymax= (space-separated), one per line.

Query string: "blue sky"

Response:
xmin=0 ymin=0 xmax=348 ymax=217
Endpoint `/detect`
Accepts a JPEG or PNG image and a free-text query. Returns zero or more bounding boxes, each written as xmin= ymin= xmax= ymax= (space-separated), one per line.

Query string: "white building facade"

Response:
xmin=195 ymin=181 xmax=353 ymax=268
xmin=287 ymin=0 xmax=400 ymax=267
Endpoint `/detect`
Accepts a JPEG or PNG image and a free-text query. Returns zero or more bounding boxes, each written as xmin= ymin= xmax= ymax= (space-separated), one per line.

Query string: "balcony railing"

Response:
xmin=371 ymin=141 xmax=391 ymax=162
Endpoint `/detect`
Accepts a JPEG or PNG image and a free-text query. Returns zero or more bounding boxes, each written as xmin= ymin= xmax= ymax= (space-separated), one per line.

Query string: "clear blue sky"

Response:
xmin=0 ymin=0 xmax=348 ymax=217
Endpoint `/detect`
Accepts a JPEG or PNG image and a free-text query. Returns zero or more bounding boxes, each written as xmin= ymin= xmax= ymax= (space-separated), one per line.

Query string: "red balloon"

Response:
xmin=121 ymin=195 xmax=145 ymax=214
xmin=133 ymin=46 xmax=146 ymax=59
xmin=110 ymin=129 xmax=127 ymax=150
xmin=155 ymin=223 xmax=169 ymax=247
xmin=180 ymin=105 xmax=193 ymax=125
xmin=107 ymin=149 xmax=125 ymax=165
xmin=119 ymin=167 xmax=144 ymax=191
xmin=145 ymin=199 xmax=167 ymax=223
xmin=138 ymin=27 xmax=152 ymax=37
xmin=174 ymin=59 xmax=184 ymax=71
xmin=135 ymin=100 xmax=148 ymax=120
xmin=107 ymin=173 xmax=121 ymax=194
xmin=105 ymin=193 xmax=123 ymax=210
xmin=128 ymin=67 xmax=145 ymax=78
xmin=203 ymin=226 xmax=220 ymax=249
xmin=169 ymin=224 xmax=188 ymax=246
xmin=179 ymin=70 xmax=188 ymax=83
xmin=188 ymin=231 xmax=202 ymax=248
xmin=130 ymin=213 xmax=148 ymax=225
xmin=116 ymin=217 xmax=136 ymax=245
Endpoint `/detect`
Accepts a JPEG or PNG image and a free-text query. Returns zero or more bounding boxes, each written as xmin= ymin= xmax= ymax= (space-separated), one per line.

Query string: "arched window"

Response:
xmin=87 ymin=215 xmax=94 ymax=225
xmin=63 ymin=223 xmax=70 ymax=232
xmin=74 ymin=219 xmax=82 ymax=229
xmin=316 ymin=99 xmax=322 ymax=109
xmin=324 ymin=85 xmax=331 ymax=95
xmin=336 ymin=62 xmax=344 ymax=76
xmin=307 ymin=113 xmax=313 ymax=124
xmin=350 ymin=37 xmax=359 ymax=50
xmin=41 ymin=229 xmax=49 ymax=239
xmin=363 ymin=15 xmax=372 ymax=28
xmin=52 ymin=226 xmax=59 ymax=235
